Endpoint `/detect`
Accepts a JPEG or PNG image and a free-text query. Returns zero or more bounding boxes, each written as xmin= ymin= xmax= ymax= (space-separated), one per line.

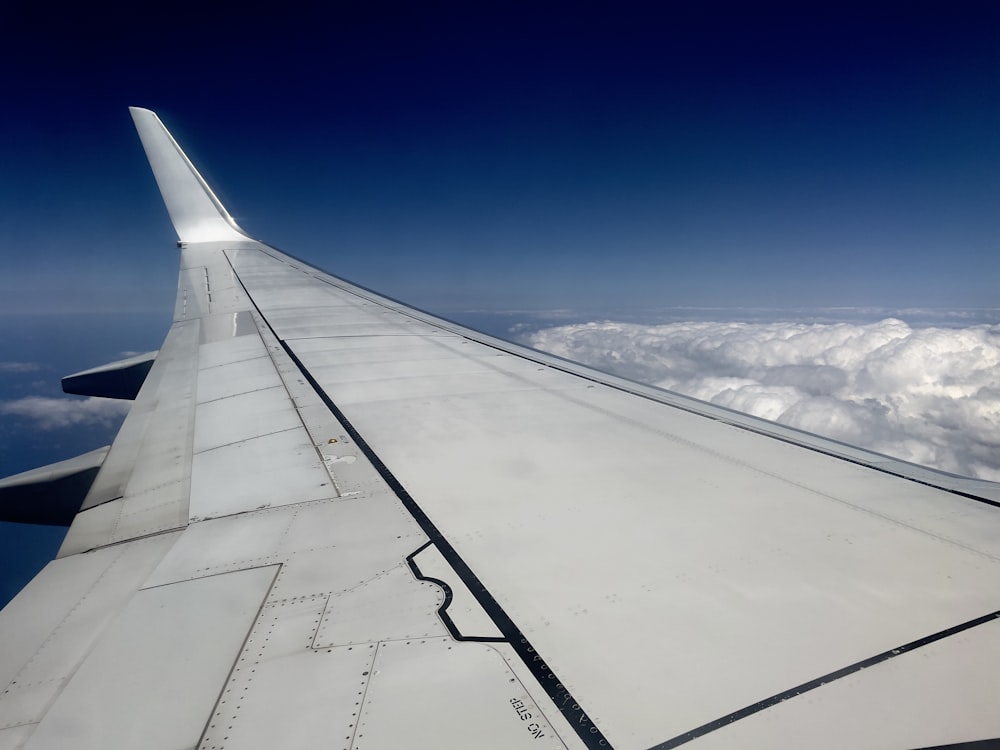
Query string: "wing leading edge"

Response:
xmin=0 ymin=111 xmax=998 ymax=750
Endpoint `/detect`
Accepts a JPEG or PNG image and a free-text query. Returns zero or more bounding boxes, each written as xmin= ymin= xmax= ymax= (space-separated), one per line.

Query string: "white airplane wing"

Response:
xmin=1 ymin=109 xmax=998 ymax=750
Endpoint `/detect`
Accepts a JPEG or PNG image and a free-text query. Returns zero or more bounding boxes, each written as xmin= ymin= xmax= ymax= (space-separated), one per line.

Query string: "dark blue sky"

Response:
xmin=2 ymin=2 xmax=999 ymax=604
xmin=2 ymin=2 xmax=999 ymax=316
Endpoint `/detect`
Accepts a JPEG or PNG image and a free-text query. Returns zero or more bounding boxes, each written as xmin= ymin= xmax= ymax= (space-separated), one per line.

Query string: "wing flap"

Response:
xmin=58 ymin=319 xmax=201 ymax=554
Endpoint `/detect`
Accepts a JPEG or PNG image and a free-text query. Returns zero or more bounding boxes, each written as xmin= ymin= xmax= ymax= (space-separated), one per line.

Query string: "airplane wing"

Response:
xmin=1 ymin=108 xmax=999 ymax=750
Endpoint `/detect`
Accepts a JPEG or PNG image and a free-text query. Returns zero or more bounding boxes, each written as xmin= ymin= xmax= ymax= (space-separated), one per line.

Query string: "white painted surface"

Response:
xmin=356 ymin=640 xmax=566 ymax=749
xmin=202 ymin=604 xmax=377 ymax=750
xmin=193 ymin=385 xmax=301 ymax=453
xmin=145 ymin=496 xmax=427 ymax=604
xmin=55 ymin=499 xmax=124 ymax=555
xmin=59 ymin=317 xmax=202 ymax=552
xmin=143 ymin=508 xmax=295 ymax=587
xmin=0 ymin=724 xmax=33 ymax=750
xmin=311 ymin=364 xmax=1000 ymax=748
xmin=190 ymin=426 xmax=336 ymax=519
xmin=685 ymin=615 xmax=1000 ymax=750
xmin=196 ymin=355 xmax=284 ymax=404
xmin=484 ymin=641 xmax=590 ymax=750
xmin=198 ymin=333 xmax=267 ymax=368
xmin=262 ymin=496 xmax=428 ymax=603
xmin=313 ymin=564 xmax=445 ymax=647
xmin=70 ymin=319 xmax=199 ymax=513
xmin=23 ymin=565 xmax=275 ymax=750
xmin=130 ymin=108 xmax=247 ymax=243
xmin=0 ymin=534 xmax=178 ymax=740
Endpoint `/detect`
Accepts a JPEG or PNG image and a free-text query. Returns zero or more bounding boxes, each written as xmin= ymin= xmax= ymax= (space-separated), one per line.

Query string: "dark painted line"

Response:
xmin=649 ymin=609 xmax=1000 ymax=749
xmin=913 ymin=739 xmax=1000 ymax=750
xmin=951 ymin=490 xmax=1000 ymax=510
xmin=406 ymin=541 xmax=507 ymax=643
xmin=279 ymin=339 xmax=612 ymax=748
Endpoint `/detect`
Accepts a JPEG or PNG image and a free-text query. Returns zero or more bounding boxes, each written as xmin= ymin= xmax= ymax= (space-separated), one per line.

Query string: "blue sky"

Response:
xmin=2 ymin=2 xmax=999 ymax=316
xmin=1 ymin=2 xmax=999 ymax=603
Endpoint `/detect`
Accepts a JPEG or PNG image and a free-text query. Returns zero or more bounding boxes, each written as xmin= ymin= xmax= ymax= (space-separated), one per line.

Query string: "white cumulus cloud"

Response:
xmin=525 ymin=318 xmax=1000 ymax=481
xmin=0 ymin=396 xmax=131 ymax=430
xmin=0 ymin=362 xmax=41 ymax=373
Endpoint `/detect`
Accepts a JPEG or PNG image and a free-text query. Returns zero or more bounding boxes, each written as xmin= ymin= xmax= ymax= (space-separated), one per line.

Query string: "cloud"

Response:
xmin=0 ymin=362 xmax=41 ymax=373
xmin=0 ymin=396 xmax=130 ymax=430
xmin=524 ymin=318 xmax=1000 ymax=481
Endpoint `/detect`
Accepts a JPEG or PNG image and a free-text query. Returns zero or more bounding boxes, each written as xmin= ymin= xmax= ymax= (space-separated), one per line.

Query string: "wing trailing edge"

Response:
xmin=129 ymin=107 xmax=249 ymax=244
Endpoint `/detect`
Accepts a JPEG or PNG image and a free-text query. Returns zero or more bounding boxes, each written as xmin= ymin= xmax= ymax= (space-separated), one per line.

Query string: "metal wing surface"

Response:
xmin=1 ymin=109 xmax=999 ymax=750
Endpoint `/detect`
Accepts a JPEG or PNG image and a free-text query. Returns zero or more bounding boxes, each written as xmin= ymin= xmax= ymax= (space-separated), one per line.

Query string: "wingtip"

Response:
xmin=130 ymin=108 xmax=250 ymax=244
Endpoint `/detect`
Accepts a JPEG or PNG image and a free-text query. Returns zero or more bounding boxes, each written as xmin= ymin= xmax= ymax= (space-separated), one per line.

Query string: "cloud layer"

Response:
xmin=525 ymin=319 xmax=1000 ymax=481
xmin=0 ymin=396 xmax=130 ymax=430
xmin=0 ymin=362 xmax=41 ymax=373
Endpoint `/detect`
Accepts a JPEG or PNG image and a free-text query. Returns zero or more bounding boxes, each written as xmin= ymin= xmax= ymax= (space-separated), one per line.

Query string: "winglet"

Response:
xmin=129 ymin=107 xmax=249 ymax=243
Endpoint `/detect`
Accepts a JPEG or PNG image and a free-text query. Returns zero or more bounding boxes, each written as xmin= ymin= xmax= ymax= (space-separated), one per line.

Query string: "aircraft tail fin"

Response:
xmin=129 ymin=107 xmax=249 ymax=244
